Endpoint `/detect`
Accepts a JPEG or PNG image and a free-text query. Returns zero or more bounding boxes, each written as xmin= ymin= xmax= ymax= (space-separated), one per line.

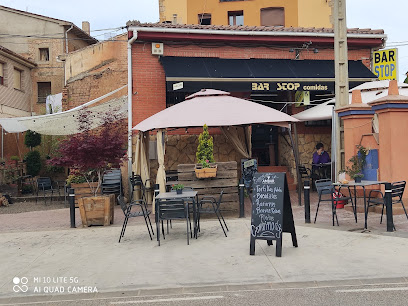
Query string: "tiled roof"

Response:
xmin=126 ymin=21 xmax=385 ymax=36
xmin=0 ymin=45 xmax=36 ymax=67
xmin=0 ymin=5 xmax=98 ymax=43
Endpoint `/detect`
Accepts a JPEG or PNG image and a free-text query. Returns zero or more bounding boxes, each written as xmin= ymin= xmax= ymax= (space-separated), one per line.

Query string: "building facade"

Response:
xmin=127 ymin=22 xmax=384 ymax=180
xmin=0 ymin=45 xmax=36 ymax=159
xmin=159 ymin=0 xmax=332 ymax=28
xmin=0 ymin=5 xmax=98 ymax=115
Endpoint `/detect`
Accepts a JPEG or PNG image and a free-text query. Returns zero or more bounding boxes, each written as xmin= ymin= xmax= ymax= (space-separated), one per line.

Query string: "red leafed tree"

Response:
xmin=49 ymin=108 xmax=127 ymax=195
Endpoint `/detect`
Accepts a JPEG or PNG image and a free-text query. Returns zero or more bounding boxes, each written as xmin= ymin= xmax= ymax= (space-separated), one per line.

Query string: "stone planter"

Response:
xmin=195 ymin=164 xmax=217 ymax=179
xmin=78 ymin=194 xmax=115 ymax=227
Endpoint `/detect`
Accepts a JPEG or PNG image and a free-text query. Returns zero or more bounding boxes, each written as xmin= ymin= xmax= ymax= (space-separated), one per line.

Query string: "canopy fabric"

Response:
xmin=132 ymin=131 xmax=151 ymax=202
xmin=220 ymin=126 xmax=252 ymax=158
xmin=161 ymin=57 xmax=377 ymax=93
xmin=154 ymin=129 xmax=166 ymax=213
xmin=133 ymin=89 xmax=298 ymax=131
xmin=0 ymin=86 xmax=127 ymax=135
xmin=294 ymin=81 xmax=408 ymax=122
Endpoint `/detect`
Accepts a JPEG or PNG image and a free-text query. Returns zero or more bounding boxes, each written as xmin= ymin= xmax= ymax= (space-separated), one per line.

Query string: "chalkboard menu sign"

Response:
xmin=250 ymin=172 xmax=297 ymax=257
xmin=241 ymin=158 xmax=258 ymax=189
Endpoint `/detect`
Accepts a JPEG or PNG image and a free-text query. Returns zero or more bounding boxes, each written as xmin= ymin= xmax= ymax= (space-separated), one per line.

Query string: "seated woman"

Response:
xmin=312 ymin=143 xmax=331 ymax=179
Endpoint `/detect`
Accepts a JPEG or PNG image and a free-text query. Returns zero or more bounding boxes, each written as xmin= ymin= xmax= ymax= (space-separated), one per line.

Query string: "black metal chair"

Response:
xmin=117 ymin=195 xmax=154 ymax=242
xmin=314 ymin=179 xmax=353 ymax=226
xmin=129 ymin=174 xmax=153 ymax=205
xmin=36 ymin=177 xmax=59 ymax=204
xmin=298 ymin=165 xmax=312 ymax=188
xmin=198 ymin=190 xmax=228 ymax=237
xmin=156 ymin=198 xmax=191 ymax=245
xmin=367 ymin=181 xmax=408 ymax=229
xmin=102 ymin=169 xmax=122 ymax=196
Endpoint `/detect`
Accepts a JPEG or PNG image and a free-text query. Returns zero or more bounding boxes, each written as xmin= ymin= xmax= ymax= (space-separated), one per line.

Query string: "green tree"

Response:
xmin=24 ymin=130 xmax=41 ymax=149
xmin=196 ymin=124 xmax=215 ymax=165
xmin=25 ymin=150 xmax=42 ymax=176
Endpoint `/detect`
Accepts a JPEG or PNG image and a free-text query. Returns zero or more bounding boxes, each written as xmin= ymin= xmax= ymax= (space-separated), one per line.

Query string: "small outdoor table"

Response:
xmin=312 ymin=162 xmax=331 ymax=180
xmin=155 ymin=190 xmax=198 ymax=238
xmin=333 ymin=180 xmax=387 ymax=229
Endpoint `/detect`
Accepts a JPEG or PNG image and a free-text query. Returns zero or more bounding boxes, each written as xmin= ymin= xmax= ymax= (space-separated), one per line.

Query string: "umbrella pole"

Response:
xmin=293 ymin=123 xmax=302 ymax=206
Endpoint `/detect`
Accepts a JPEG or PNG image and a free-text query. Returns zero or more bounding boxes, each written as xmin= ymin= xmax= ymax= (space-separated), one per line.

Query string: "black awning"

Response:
xmin=160 ymin=56 xmax=377 ymax=92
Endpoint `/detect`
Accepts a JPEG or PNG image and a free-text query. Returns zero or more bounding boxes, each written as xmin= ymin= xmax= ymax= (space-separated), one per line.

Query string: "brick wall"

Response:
xmin=131 ymin=41 xmax=372 ymax=127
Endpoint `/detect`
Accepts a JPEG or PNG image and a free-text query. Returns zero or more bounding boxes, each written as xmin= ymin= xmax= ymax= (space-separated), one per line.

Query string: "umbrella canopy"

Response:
xmin=133 ymin=89 xmax=298 ymax=131
xmin=294 ymin=81 xmax=408 ymax=122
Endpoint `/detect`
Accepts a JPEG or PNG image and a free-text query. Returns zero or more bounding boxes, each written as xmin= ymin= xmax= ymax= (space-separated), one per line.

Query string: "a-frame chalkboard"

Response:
xmin=250 ymin=172 xmax=298 ymax=257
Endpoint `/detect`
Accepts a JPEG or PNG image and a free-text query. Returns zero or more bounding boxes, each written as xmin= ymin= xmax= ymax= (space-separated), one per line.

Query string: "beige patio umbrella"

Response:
xmin=133 ymin=89 xmax=299 ymax=201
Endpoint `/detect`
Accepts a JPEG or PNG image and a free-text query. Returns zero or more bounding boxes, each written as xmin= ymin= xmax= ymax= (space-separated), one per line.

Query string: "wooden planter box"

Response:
xmin=178 ymin=161 xmax=238 ymax=214
xmin=78 ymin=194 xmax=115 ymax=227
xmin=71 ymin=182 xmax=100 ymax=207
xmin=195 ymin=164 xmax=217 ymax=179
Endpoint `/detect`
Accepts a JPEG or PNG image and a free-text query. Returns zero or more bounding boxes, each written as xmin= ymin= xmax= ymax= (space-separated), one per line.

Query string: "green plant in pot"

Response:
xmin=49 ymin=109 xmax=127 ymax=227
xmin=172 ymin=183 xmax=184 ymax=194
xmin=195 ymin=124 xmax=217 ymax=178
xmin=343 ymin=145 xmax=369 ymax=183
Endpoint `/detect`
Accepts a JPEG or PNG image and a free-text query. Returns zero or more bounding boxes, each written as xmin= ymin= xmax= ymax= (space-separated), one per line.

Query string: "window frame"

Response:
xmin=198 ymin=13 xmax=212 ymax=25
xmin=228 ymin=10 xmax=244 ymax=26
xmin=13 ymin=68 xmax=22 ymax=91
xmin=0 ymin=62 xmax=4 ymax=86
xmin=39 ymin=47 xmax=50 ymax=62
xmin=37 ymin=81 xmax=52 ymax=104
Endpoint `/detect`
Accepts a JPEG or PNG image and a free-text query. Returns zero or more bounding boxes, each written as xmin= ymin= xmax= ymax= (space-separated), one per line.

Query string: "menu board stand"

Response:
xmin=249 ymin=172 xmax=298 ymax=257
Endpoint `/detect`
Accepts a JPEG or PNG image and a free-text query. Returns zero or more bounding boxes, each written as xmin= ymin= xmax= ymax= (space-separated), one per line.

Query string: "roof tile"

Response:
xmin=126 ymin=21 xmax=385 ymax=36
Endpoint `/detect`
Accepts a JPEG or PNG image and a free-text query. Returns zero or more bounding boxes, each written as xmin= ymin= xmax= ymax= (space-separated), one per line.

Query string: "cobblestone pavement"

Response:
xmin=1 ymin=191 xmax=407 ymax=238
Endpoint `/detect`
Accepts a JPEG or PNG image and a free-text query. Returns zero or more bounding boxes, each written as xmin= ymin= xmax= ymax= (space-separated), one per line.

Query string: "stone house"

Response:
xmin=0 ymin=5 xmax=98 ymax=115
xmin=0 ymin=45 xmax=36 ymax=159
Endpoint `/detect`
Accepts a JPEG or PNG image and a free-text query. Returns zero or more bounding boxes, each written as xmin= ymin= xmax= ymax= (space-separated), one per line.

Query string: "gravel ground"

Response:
xmin=0 ymin=200 xmax=68 ymax=214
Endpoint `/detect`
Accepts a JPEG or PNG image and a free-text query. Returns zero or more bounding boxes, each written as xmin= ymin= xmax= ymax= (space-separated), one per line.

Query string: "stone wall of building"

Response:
xmin=279 ymin=130 xmax=332 ymax=181
xmin=146 ymin=133 xmax=245 ymax=182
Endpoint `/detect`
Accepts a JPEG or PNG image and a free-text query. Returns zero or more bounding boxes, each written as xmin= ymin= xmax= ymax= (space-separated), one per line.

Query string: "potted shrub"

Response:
xmin=10 ymin=156 xmax=20 ymax=167
xmin=172 ymin=183 xmax=184 ymax=194
xmin=50 ymin=109 xmax=127 ymax=227
xmin=343 ymin=145 xmax=369 ymax=183
xmin=195 ymin=124 xmax=217 ymax=178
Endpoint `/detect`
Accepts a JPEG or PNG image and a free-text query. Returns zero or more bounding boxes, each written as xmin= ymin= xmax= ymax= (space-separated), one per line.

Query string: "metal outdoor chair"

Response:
xmin=156 ymin=198 xmax=191 ymax=246
xmin=102 ymin=169 xmax=122 ymax=197
xmin=129 ymin=174 xmax=153 ymax=205
xmin=117 ymin=195 xmax=154 ymax=242
xmin=314 ymin=179 xmax=353 ymax=226
xmin=298 ymin=165 xmax=312 ymax=188
xmin=367 ymin=181 xmax=408 ymax=229
xmin=198 ymin=190 xmax=228 ymax=237
xmin=36 ymin=177 xmax=59 ymax=204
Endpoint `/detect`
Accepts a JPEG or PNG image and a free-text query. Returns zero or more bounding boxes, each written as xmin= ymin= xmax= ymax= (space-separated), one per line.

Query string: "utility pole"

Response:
xmin=331 ymin=0 xmax=349 ymax=180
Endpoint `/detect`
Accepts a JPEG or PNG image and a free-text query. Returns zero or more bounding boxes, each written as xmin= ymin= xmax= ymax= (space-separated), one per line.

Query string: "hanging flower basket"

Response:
xmin=195 ymin=164 xmax=217 ymax=179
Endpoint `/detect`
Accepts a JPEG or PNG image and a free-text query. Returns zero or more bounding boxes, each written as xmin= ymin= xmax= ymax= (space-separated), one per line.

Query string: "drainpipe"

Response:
xmin=127 ymin=31 xmax=138 ymax=179
xmin=1 ymin=126 xmax=3 ymax=160
xmin=65 ymin=24 xmax=74 ymax=54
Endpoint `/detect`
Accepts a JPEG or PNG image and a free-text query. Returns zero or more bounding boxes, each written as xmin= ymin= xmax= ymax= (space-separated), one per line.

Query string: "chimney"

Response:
xmin=351 ymin=89 xmax=362 ymax=104
xmin=82 ymin=21 xmax=90 ymax=35
xmin=388 ymin=79 xmax=399 ymax=96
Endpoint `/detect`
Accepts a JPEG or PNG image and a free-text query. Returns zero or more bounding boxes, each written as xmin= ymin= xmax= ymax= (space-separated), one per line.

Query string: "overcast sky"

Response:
xmin=1 ymin=0 xmax=407 ymax=79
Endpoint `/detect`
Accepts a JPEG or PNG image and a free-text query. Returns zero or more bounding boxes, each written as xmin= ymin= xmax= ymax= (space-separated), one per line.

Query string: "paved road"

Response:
xmin=1 ymin=279 xmax=408 ymax=305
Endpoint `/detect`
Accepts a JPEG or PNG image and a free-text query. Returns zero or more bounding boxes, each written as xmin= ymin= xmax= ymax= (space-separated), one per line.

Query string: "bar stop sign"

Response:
xmin=372 ymin=49 xmax=397 ymax=80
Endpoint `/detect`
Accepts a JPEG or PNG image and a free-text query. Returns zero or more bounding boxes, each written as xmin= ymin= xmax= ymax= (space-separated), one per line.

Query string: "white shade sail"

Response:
xmin=294 ymin=81 xmax=408 ymax=122
xmin=0 ymin=86 xmax=127 ymax=135
xmin=133 ymin=89 xmax=298 ymax=131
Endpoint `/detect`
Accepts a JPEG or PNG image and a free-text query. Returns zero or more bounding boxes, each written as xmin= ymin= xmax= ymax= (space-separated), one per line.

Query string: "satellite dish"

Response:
xmin=372 ymin=114 xmax=379 ymax=134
